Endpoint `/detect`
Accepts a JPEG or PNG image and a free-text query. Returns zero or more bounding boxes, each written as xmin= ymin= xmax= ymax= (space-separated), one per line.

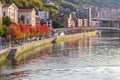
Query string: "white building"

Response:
xmin=38 ymin=11 xmax=49 ymax=20
xmin=78 ymin=19 xmax=83 ymax=27
xmin=2 ymin=3 xmax=18 ymax=23
xmin=68 ymin=14 xmax=75 ymax=27
xmin=18 ymin=8 xmax=36 ymax=26
xmin=0 ymin=2 xmax=2 ymax=20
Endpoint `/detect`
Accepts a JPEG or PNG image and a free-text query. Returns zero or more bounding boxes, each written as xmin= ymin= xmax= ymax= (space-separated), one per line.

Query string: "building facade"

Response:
xmin=54 ymin=9 xmax=75 ymax=28
xmin=2 ymin=3 xmax=18 ymax=23
xmin=68 ymin=14 xmax=75 ymax=27
xmin=97 ymin=8 xmax=120 ymax=19
xmin=0 ymin=2 xmax=2 ymax=20
xmin=38 ymin=11 xmax=49 ymax=20
xmin=18 ymin=8 xmax=36 ymax=26
xmin=76 ymin=7 xmax=91 ymax=26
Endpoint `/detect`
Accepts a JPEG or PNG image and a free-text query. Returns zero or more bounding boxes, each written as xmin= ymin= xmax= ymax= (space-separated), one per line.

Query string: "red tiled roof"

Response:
xmin=18 ymin=9 xmax=33 ymax=12
xmin=2 ymin=4 xmax=12 ymax=8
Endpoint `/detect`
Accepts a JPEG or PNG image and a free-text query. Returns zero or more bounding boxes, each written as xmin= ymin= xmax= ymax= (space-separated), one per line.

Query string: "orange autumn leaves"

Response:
xmin=7 ymin=24 xmax=22 ymax=40
xmin=7 ymin=24 xmax=51 ymax=40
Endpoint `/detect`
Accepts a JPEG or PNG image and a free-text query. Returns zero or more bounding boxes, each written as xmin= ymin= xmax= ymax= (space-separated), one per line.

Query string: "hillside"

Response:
xmin=50 ymin=0 xmax=120 ymax=11
xmin=1 ymin=0 xmax=120 ymax=15
xmin=0 ymin=0 xmax=59 ymax=17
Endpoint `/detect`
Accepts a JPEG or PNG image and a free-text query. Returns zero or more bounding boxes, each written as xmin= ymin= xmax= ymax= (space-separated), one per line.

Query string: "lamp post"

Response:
xmin=24 ymin=34 xmax=25 ymax=43
xmin=9 ymin=35 xmax=11 ymax=48
xmin=0 ymin=37 xmax=2 ymax=50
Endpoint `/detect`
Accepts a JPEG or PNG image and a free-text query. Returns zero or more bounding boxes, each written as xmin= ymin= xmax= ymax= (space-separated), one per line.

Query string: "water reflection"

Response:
xmin=1 ymin=32 xmax=120 ymax=80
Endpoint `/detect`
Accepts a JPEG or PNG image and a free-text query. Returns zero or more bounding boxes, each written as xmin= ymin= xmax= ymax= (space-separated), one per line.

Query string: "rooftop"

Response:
xmin=18 ymin=9 xmax=33 ymax=12
xmin=2 ymin=4 xmax=12 ymax=8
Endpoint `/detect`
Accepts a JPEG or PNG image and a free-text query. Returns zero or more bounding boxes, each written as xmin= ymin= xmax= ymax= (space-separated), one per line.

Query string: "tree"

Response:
xmin=2 ymin=16 xmax=13 ymax=26
xmin=6 ymin=24 xmax=22 ymax=40
xmin=52 ymin=21 xmax=64 ymax=28
xmin=0 ymin=20 xmax=8 ymax=37
xmin=2 ymin=25 xmax=8 ymax=37
xmin=17 ymin=23 xmax=30 ymax=38
xmin=0 ymin=20 xmax=3 ymax=36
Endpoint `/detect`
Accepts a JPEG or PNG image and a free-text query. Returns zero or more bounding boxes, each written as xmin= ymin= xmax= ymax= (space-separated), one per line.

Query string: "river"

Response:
xmin=1 ymin=31 xmax=120 ymax=80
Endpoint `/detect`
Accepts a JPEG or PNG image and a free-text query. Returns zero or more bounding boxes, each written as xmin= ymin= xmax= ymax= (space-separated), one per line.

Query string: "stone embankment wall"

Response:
xmin=16 ymin=38 xmax=53 ymax=52
xmin=15 ymin=38 xmax=53 ymax=59
xmin=16 ymin=31 xmax=99 ymax=59
xmin=1 ymin=30 xmax=99 ymax=61
xmin=55 ymin=31 xmax=99 ymax=42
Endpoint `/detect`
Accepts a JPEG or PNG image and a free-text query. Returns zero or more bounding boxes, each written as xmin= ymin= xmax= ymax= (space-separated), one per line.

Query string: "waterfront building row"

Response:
xmin=0 ymin=2 xmax=50 ymax=27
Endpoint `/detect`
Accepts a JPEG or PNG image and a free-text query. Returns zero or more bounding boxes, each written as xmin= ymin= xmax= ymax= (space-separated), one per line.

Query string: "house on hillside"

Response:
xmin=2 ymin=3 xmax=18 ymax=23
xmin=38 ymin=11 xmax=49 ymax=20
xmin=68 ymin=14 xmax=75 ymax=27
xmin=53 ymin=9 xmax=75 ymax=28
xmin=0 ymin=2 xmax=2 ymax=20
xmin=18 ymin=8 xmax=36 ymax=26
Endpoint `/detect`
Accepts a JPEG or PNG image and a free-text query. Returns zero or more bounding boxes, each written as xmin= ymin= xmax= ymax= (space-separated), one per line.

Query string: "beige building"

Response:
xmin=18 ymin=8 xmax=36 ymax=26
xmin=83 ymin=19 xmax=88 ymax=26
xmin=54 ymin=10 xmax=75 ymax=28
xmin=68 ymin=14 xmax=75 ymax=27
xmin=77 ymin=19 xmax=83 ymax=27
xmin=0 ymin=2 xmax=2 ymax=20
xmin=2 ymin=3 xmax=18 ymax=23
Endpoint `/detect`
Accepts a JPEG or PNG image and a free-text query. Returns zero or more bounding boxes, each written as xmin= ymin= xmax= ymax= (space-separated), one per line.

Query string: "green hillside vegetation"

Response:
xmin=51 ymin=0 xmax=120 ymax=11
xmin=1 ymin=0 xmax=120 ymax=15
xmin=0 ymin=0 xmax=59 ymax=17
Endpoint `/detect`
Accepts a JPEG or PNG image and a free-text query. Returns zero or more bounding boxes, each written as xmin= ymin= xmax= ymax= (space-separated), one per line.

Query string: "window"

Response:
xmin=21 ymin=15 xmax=25 ymax=23
xmin=3 ymin=12 xmax=6 ymax=16
xmin=27 ymin=19 xmax=29 ymax=24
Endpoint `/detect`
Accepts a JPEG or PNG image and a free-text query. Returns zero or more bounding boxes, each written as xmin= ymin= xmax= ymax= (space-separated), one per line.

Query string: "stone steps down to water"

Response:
xmin=7 ymin=49 xmax=17 ymax=60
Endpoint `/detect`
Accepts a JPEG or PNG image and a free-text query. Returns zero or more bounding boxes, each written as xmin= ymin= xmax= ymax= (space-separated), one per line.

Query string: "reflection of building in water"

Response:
xmin=78 ymin=36 xmax=98 ymax=53
xmin=66 ymin=39 xmax=79 ymax=57
xmin=69 ymin=40 xmax=77 ymax=48
xmin=60 ymin=42 xmax=65 ymax=48
xmin=16 ymin=46 xmax=51 ymax=66
xmin=80 ymin=38 xmax=90 ymax=52
xmin=51 ymin=40 xmax=80 ymax=57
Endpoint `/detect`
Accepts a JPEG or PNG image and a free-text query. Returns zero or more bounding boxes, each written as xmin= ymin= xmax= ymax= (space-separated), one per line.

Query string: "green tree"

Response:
xmin=52 ymin=21 xmax=64 ymax=28
xmin=0 ymin=20 xmax=3 ymax=36
xmin=2 ymin=25 xmax=8 ymax=37
xmin=0 ymin=21 xmax=8 ymax=37
xmin=2 ymin=16 xmax=12 ymax=26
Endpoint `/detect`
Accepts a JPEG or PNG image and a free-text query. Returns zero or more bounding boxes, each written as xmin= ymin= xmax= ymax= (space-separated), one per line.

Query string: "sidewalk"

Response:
xmin=0 ymin=44 xmax=11 ymax=54
xmin=0 ymin=48 xmax=9 ymax=54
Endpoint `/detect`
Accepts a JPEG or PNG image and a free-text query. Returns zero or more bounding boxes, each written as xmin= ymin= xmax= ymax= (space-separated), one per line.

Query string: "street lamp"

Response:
xmin=0 ymin=37 xmax=2 ymax=50
xmin=24 ymin=34 xmax=25 ymax=43
xmin=9 ymin=35 xmax=11 ymax=48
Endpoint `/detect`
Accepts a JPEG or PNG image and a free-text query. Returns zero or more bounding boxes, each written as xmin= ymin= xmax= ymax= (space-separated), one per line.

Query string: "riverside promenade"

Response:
xmin=0 ymin=30 xmax=99 ymax=66
xmin=0 ymin=28 xmax=99 ymax=59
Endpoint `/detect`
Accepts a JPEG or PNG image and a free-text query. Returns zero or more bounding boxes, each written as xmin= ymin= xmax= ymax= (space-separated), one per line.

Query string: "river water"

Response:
xmin=1 ymin=31 xmax=120 ymax=80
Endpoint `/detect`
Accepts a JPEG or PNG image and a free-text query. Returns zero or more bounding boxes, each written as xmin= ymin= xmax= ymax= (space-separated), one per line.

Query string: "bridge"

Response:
xmin=94 ymin=27 xmax=120 ymax=31
xmin=92 ymin=18 xmax=120 ymax=22
xmin=92 ymin=18 xmax=120 ymax=27
xmin=52 ymin=27 xmax=120 ymax=34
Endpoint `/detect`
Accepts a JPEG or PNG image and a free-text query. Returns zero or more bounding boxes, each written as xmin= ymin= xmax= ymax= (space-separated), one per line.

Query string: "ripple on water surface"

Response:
xmin=2 ymin=32 xmax=120 ymax=80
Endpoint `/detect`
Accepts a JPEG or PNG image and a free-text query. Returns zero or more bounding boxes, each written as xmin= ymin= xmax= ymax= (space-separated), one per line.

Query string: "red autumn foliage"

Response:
xmin=7 ymin=23 xmax=51 ymax=40
xmin=7 ymin=24 xmax=22 ymax=40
